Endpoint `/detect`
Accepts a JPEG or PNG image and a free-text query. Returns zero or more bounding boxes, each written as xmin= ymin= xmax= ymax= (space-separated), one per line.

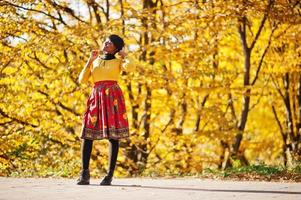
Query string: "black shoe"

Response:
xmin=100 ymin=175 xmax=112 ymax=185
xmin=77 ymin=169 xmax=90 ymax=185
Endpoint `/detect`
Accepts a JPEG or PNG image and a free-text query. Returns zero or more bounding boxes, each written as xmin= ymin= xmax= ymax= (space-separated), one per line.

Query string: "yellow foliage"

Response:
xmin=0 ymin=0 xmax=300 ymax=177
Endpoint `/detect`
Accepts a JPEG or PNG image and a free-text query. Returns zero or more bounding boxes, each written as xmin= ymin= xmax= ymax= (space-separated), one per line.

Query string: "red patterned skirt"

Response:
xmin=80 ymin=81 xmax=129 ymax=140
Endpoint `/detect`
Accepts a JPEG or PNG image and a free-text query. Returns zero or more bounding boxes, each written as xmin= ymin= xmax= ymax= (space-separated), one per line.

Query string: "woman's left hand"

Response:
xmin=118 ymin=49 xmax=127 ymax=59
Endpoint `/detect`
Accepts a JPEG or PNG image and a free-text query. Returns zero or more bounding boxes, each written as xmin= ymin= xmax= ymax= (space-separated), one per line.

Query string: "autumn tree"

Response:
xmin=1 ymin=0 xmax=300 ymax=177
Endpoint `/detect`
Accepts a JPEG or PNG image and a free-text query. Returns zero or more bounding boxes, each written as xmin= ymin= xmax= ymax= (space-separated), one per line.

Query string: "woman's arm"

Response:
xmin=117 ymin=50 xmax=137 ymax=72
xmin=78 ymin=50 xmax=99 ymax=84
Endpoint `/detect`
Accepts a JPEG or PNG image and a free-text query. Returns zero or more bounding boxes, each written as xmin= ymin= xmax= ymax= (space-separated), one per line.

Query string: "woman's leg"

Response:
xmin=100 ymin=139 xmax=119 ymax=185
xmin=77 ymin=139 xmax=93 ymax=185
xmin=108 ymin=139 xmax=119 ymax=177
xmin=82 ymin=139 xmax=93 ymax=170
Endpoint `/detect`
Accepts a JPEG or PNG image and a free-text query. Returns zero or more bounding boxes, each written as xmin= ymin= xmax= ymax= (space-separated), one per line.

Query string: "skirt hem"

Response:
xmin=80 ymin=127 xmax=129 ymax=140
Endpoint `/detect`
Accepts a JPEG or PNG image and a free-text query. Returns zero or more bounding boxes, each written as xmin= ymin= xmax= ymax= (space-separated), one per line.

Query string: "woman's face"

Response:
xmin=102 ymin=39 xmax=117 ymax=54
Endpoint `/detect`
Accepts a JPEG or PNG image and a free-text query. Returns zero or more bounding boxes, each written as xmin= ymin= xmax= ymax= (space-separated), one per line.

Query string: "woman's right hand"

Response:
xmin=89 ymin=50 xmax=99 ymax=62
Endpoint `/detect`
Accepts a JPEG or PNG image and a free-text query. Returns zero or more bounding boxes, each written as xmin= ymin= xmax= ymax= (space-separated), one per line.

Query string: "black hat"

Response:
xmin=109 ymin=34 xmax=124 ymax=52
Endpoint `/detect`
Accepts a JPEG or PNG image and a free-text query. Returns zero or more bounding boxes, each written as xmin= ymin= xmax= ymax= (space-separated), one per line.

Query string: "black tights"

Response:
xmin=81 ymin=139 xmax=93 ymax=170
xmin=81 ymin=139 xmax=119 ymax=177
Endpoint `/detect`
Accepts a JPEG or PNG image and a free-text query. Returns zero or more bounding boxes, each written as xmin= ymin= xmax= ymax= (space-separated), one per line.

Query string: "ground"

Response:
xmin=0 ymin=177 xmax=300 ymax=200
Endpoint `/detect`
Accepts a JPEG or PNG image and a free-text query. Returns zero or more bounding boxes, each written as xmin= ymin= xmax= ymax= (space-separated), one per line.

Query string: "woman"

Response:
xmin=77 ymin=34 xmax=135 ymax=185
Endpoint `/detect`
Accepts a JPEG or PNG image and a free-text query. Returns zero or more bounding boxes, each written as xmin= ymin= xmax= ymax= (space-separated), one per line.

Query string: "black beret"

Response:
xmin=109 ymin=34 xmax=125 ymax=52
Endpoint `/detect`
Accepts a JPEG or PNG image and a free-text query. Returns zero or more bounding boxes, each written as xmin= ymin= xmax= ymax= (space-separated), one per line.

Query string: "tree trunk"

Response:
xmin=283 ymin=73 xmax=295 ymax=146
xmin=193 ymin=94 xmax=209 ymax=132
xmin=119 ymin=0 xmax=125 ymax=34
xmin=122 ymin=0 xmax=158 ymax=175
xmin=297 ymin=72 xmax=301 ymax=157
xmin=140 ymin=86 xmax=152 ymax=164
xmin=272 ymin=105 xmax=291 ymax=166
xmin=175 ymin=94 xmax=187 ymax=135
xmin=282 ymin=73 xmax=297 ymax=167
xmin=232 ymin=40 xmax=251 ymax=157
xmin=229 ymin=0 xmax=273 ymax=166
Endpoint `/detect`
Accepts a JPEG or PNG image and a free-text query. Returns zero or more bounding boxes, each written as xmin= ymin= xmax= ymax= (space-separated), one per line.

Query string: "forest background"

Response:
xmin=0 ymin=0 xmax=300 ymax=178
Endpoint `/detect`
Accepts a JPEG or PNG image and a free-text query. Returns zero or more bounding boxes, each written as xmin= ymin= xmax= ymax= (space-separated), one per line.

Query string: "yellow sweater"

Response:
xmin=78 ymin=56 xmax=136 ymax=84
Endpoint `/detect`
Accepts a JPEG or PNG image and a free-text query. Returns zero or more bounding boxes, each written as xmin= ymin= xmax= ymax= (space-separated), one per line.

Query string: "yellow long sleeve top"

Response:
xmin=78 ymin=56 xmax=136 ymax=84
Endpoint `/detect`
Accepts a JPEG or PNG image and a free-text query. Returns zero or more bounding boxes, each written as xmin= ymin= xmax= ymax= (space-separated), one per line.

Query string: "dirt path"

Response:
xmin=0 ymin=177 xmax=300 ymax=200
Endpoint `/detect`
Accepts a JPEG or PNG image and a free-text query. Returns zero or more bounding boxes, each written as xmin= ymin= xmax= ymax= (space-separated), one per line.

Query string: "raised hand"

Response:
xmin=89 ymin=50 xmax=99 ymax=62
xmin=118 ymin=49 xmax=127 ymax=59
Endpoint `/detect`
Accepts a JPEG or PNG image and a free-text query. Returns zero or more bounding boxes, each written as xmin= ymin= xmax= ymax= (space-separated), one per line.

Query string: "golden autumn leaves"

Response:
xmin=0 ymin=0 xmax=300 ymax=177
